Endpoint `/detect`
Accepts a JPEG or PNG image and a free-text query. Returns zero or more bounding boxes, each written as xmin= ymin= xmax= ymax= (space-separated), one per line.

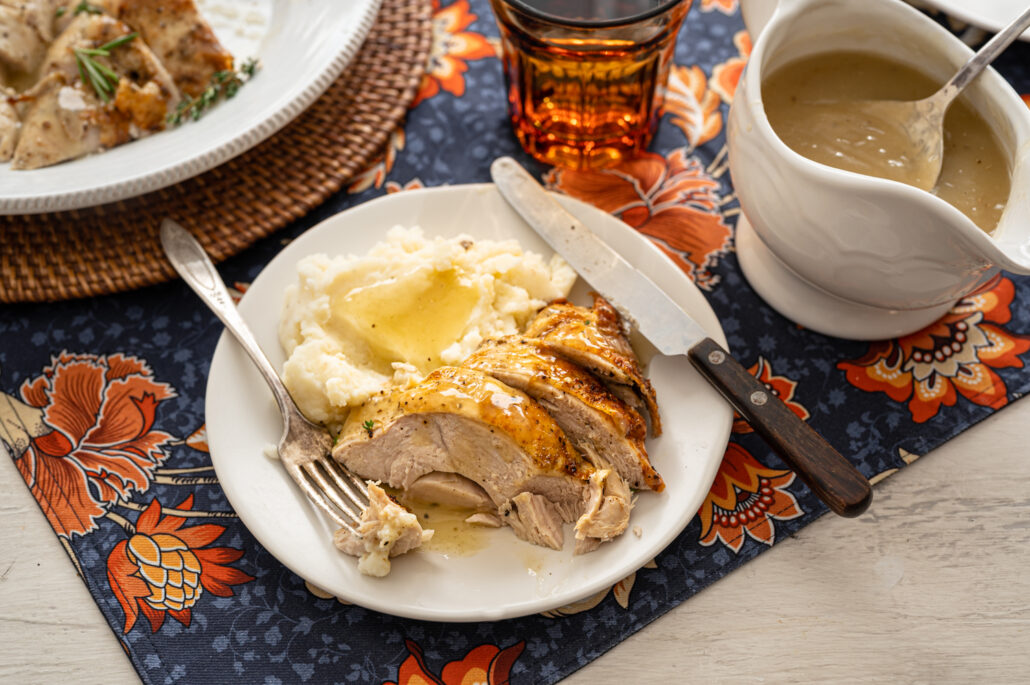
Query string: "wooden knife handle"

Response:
xmin=687 ymin=337 xmax=872 ymax=517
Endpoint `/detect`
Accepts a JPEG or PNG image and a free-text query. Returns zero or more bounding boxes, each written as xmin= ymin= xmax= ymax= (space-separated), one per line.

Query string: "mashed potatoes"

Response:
xmin=279 ymin=226 xmax=576 ymax=428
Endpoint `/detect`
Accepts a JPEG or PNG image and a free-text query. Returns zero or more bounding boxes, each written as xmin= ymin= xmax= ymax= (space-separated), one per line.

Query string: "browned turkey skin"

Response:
xmin=464 ymin=335 xmax=663 ymax=492
xmin=332 ymin=366 xmax=632 ymax=552
xmin=331 ymin=295 xmax=660 ymax=562
xmin=525 ymin=294 xmax=662 ymax=436
xmin=94 ymin=0 xmax=234 ymax=97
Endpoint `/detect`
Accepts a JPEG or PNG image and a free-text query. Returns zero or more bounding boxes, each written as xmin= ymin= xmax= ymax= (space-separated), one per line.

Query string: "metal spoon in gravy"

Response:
xmin=835 ymin=5 xmax=1030 ymax=192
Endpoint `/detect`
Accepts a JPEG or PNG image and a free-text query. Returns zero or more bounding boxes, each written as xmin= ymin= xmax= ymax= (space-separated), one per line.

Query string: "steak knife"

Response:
xmin=491 ymin=156 xmax=872 ymax=517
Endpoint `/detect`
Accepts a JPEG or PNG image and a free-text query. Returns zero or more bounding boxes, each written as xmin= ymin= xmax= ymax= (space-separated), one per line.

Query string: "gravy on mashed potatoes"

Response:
xmin=279 ymin=226 xmax=576 ymax=428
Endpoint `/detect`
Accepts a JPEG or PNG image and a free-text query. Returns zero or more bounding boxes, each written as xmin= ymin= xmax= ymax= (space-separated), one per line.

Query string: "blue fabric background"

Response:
xmin=2 ymin=2 xmax=1029 ymax=683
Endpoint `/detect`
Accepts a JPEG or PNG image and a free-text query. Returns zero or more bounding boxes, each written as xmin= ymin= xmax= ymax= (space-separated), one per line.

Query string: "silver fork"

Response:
xmin=160 ymin=219 xmax=369 ymax=535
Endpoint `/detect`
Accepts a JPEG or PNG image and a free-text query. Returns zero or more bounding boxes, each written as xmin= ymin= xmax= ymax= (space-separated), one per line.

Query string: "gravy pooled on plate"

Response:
xmin=762 ymin=51 xmax=1010 ymax=233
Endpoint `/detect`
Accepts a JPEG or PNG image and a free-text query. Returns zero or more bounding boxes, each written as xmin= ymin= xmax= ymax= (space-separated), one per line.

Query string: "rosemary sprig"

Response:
xmin=73 ymin=32 xmax=137 ymax=103
xmin=167 ymin=57 xmax=259 ymax=126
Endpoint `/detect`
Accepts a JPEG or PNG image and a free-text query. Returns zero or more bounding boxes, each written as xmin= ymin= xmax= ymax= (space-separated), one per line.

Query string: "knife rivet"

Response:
xmin=750 ymin=391 xmax=768 ymax=406
xmin=708 ymin=350 xmax=725 ymax=365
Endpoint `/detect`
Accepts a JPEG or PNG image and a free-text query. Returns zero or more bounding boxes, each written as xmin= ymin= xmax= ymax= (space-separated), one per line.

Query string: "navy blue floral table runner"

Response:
xmin=2 ymin=1 xmax=1029 ymax=683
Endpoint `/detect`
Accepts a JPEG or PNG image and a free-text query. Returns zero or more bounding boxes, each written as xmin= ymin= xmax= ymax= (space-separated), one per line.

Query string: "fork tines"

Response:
xmin=291 ymin=458 xmax=371 ymax=535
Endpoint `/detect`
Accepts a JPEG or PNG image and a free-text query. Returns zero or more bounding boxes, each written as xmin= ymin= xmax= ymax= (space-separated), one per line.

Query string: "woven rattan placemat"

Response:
xmin=0 ymin=0 xmax=432 ymax=303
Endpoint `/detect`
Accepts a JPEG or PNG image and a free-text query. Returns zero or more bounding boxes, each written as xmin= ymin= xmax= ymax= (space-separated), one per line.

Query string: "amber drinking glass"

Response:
xmin=490 ymin=0 xmax=691 ymax=170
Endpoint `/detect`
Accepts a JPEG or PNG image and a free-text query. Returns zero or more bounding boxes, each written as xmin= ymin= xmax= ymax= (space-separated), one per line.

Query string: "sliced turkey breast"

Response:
xmin=574 ymin=466 xmax=633 ymax=554
xmin=525 ymin=295 xmax=662 ymax=436
xmin=406 ymin=473 xmax=505 ymax=527
xmin=11 ymin=71 xmax=101 ymax=169
xmin=333 ymin=366 xmax=631 ymax=552
xmin=404 ymin=471 xmax=494 ymax=511
xmin=97 ymin=0 xmax=233 ymax=97
xmin=500 ymin=492 xmax=564 ymax=550
xmin=464 ymin=336 xmax=663 ymax=492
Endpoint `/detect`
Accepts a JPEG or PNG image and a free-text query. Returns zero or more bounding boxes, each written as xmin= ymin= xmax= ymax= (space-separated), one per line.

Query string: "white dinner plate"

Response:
xmin=919 ymin=0 xmax=1030 ymax=40
xmin=205 ymin=185 xmax=734 ymax=622
xmin=0 ymin=0 xmax=381 ymax=214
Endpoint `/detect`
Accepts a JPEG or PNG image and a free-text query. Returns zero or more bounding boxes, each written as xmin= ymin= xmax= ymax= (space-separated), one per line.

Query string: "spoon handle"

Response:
xmin=940 ymin=5 xmax=1030 ymax=104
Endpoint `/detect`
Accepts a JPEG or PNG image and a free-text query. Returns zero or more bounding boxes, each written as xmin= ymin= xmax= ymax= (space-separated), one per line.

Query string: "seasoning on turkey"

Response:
xmin=94 ymin=0 xmax=234 ymax=97
xmin=11 ymin=14 xmax=179 ymax=169
xmin=464 ymin=336 xmax=663 ymax=492
xmin=332 ymin=366 xmax=632 ymax=554
xmin=5 ymin=0 xmax=236 ymax=169
xmin=526 ymin=294 xmax=662 ymax=436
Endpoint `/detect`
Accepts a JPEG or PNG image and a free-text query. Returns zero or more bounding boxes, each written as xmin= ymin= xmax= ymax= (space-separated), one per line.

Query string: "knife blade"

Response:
xmin=491 ymin=156 xmax=872 ymax=518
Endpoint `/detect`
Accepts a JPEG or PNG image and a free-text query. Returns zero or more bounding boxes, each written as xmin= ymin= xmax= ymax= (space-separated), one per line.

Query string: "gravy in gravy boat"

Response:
xmin=763 ymin=51 xmax=1010 ymax=233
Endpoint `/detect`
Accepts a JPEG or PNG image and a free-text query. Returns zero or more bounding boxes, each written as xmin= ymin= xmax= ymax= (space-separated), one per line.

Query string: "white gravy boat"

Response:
xmin=728 ymin=0 xmax=1030 ymax=340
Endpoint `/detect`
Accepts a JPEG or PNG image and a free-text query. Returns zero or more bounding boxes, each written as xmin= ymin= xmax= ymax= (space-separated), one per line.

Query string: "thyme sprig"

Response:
xmin=73 ymin=31 xmax=137 ymax=103
xmin=167 ymin=57 xmax=259 ymax=126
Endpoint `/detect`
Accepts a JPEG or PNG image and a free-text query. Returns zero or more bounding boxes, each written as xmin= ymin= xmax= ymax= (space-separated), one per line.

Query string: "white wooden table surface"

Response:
xmin=2 ymin=399 xmax=1028 ymax=684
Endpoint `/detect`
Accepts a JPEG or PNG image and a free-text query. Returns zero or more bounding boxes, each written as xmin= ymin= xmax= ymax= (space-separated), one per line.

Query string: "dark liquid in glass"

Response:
xmin=492 ymin=0 xmax=690 ymax=169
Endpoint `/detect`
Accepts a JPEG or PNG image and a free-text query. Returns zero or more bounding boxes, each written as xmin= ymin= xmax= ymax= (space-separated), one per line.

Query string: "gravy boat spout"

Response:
xmin=730 ymin=0 xmax=1030 ymax=340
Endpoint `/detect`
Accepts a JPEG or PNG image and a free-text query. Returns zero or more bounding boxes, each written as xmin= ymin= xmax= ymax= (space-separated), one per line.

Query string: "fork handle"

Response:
xmin=160 ymin=219 xmax=301 ymax=425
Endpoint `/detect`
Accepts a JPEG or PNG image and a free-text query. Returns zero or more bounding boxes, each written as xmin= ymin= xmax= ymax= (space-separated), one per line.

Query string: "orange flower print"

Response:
xmin=838 ymin=277 xmax=1030 ymax=423
xmin=185 ymin=424 xmax=209 ymax=453
xmin=413 ymin=0 xmax=495 ymax=107
xmin=386 ymin=638 xmax=525 ymax=685
xmin=709 ymin=30 xmax=751 ymax=104
xmin=663 ymin=64 xmax=723 ymax=147
xmin=107 ymin=495 xmax=254 ymax=634
xmin=545 ymin=148 xmax=732 ymax=289
xmin=386 ymin=178 xmax=427 ymax=193
xmin=699 ymin=443 xmax=803 ymax=552
xmin=732 ymin=356 xmax=810 ymax=433
xmin=349 ymin=128 xmax=407 ymax=194
xmin=13 ymin=352 xmax=175 ymax=538
xmin=228 ymin=281 xmax=250 ymax=304
xmin=700 ymin=0 xmax=738 ymax=14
